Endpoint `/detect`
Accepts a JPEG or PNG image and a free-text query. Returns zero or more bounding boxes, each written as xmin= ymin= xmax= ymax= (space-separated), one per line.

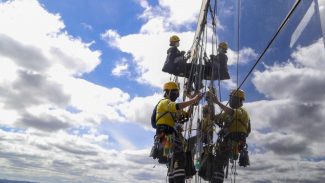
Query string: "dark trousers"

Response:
xmin=168 ymin=152 xmax=185 ymax=183
xmin=211 ymin=150 xmax=227 ymax=183
xmin=212 ymin=132 xmax=247 ymax=183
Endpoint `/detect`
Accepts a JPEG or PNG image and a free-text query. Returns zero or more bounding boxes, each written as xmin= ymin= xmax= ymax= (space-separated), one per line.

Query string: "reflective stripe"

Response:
xmin=173 ymin=169 xmax=185 ymax=173
xmin=214 ymin=172 xmax=224 ymax=176
xmin=168 ymin=173 xmax=174 ymax=178
xmin=213 ymin=176 xmax=224 ymax=180
xmin=173 ymin=169 xmax=185 ymax=177
xmin=173 ymin=173 xmax=185 ymax=178
xmin=213 ymin=172 xmax=224 ymax=180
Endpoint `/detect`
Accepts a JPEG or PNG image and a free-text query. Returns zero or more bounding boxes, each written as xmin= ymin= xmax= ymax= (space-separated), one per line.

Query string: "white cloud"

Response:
xmin=102 ymin=29 xmax=195 ymax=87
xmin=58 ymin=77 xmax=130 ymax=124
xmin=1 ymin=0 xmax=324 ymax=182
xmin=235 ymin=152 xmax=325 ymax=183
xmin=0 ymin=129 xmax=166 ymax=183
xmin=81 ymin=22 xmax=93 ymax=31
xmin=100 ymin=29 xmax=121 ymax=48
xmin=0 ymin=0 xmax=64 ymax=45
xmin=101 ymin=0 xmax=210 ymax=88
xmin=227 ymin=47 xmax=258 ymax=65
xmin=158 ymin=0 xmax=201 ymax=26
xmin=0 ymin=1 xmax=100 ymax=76
xmin=109 ymin=130 xmax=137 ymax=150
xmin=221 ymin=78 xmax=237 ymax=90
xmin=112 ymin=58 xmax=130 ymax=77
xmin=0 ymin=0 xmax=131 ymax=132
xmin=0 ymin=104 xmax=19 ymax=126
xmin=0 ymin=58 xmax=19 ymax=84
xmin=292 ymin=38 xmax=325 ymax=70
xmin=0 ymin=0 xmax=101 ymax=76
xmin=140 ymin=16 xmax=166 ymax=34
xmin=117 ymin=93 xmax=161 ymax=128
xmin=100 ymin=0 xmax=260 ymax=96
xmin=245 ymin=38 xmax=325 ymax=166
xmin=137 ymin=0 xmax=201 ymax=29
xmin=253 ymin=39 xmax=325 ymax=102
xmin=112 ymin=63 xmax=129 ymax=77
xmin=222 ymin=5 xmax=234 ymax=17
xmin=137 ymin=0 xmax=149 ymax=9
xmin=197 ymin=38 xmax=325 ymax=183
xmin=0 ymin=1 xmax=164 ymax=181
xmin=245 ymin=99 xmax=285 ymax=130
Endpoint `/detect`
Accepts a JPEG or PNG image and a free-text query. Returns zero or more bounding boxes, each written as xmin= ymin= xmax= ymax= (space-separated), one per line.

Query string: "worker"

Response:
xmin=156 ymin=81 xmax=204 ymax=183
xmin=204 ymin=42 xmax=230 ymax=80
xmin=201 ymin=104 xmax=214 ymax=145
xmin=162 ymin=35 xmax=190 ymax=77
xmin=207 ymin=89 xmax=250 ymax=183
xmin=216 ymin=42 xmax=230 ymax=80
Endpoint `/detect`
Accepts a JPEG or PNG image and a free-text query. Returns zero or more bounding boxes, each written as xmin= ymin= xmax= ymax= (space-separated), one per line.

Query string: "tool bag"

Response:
xmin=239 ymin=144 xmax=250 ymax=167
xmin=149 ymin=134 xmax=169 ymax=164
xmin=198 ymin=150 xmax=214 ymax=181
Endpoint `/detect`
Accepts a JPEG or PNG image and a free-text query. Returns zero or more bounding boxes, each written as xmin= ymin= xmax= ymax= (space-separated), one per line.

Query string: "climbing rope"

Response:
xmin=164 ymin=1 xmax=303 ymax=183
xmin=233 ymin=0 xmax=241 ymax=181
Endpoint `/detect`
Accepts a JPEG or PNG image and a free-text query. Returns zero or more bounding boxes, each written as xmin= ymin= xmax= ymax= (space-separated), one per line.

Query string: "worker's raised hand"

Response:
xmin=206 ymin=91 xmax=219 ymax=103
xmin=185 ymin=50 xmax=191 ymax=59
xmin=194 ymin=92 xmax=204 ymax=103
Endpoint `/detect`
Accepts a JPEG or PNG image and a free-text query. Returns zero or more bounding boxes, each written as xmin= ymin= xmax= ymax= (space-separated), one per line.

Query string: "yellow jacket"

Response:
xmin=156 ymin=98 xmax=178 ymax=127
xmin=219 ymin=107 xmax=250 ymax=134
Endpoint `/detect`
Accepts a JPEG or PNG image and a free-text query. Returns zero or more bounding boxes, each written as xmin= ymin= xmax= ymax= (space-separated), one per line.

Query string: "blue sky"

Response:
xmin=38 ymin=0 xmax=151 ymax=96
xmin=0 ymin=0 xmax=324 ymax=182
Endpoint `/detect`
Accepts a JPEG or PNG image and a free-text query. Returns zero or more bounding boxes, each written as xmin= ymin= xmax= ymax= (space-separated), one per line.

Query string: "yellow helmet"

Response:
xmin=230 ymin=89 xmax=245 ymax=100
xmin=218 ymin=42 xmax=228 ymax=50
xmin=170 ymin=35 xmax=180 ymax=42
xmin=163 ymin=81 xmax=179 ymax=90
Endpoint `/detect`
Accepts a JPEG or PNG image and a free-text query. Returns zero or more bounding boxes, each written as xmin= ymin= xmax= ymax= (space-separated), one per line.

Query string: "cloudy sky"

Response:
xmin=0 ymin=0 xmax=324 ymax=182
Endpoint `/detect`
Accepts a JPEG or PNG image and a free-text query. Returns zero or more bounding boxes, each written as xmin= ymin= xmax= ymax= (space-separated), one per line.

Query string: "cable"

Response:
xmin=214 ymin=0 xmax=223 ymax=105
xmin=234 ymin=0 xmax=241 ymax=182
xmin=237 ymin=0 xmax=302 ymax=90
xmin=182 ymin=1 xmax=302 ymax=183
xmin=227 ymin=1 xmax=302 ymax=183
xmin=217 ymin=0 xmax=302 ymax=114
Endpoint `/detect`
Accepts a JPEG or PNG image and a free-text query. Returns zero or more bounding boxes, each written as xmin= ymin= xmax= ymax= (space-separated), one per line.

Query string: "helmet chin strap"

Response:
xmin=229 ymin=98 xmax=243 ymax=109
xmin=218 ymin=47 xmax=227 ymax=54
xmin=166 ymin=90 xmax=179 ymax=102
xmin=230 ymin=103 xmax=243 ymax=109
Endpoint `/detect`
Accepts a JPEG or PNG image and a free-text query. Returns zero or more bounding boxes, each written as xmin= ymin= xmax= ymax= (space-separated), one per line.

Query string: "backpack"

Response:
xmin=247 ymin=120 xmax=251 ymax=136
xmin=236 ymin=108 xmax=251 ymax=137
xmin=151 ymin=101 xmax=169 ymax=129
